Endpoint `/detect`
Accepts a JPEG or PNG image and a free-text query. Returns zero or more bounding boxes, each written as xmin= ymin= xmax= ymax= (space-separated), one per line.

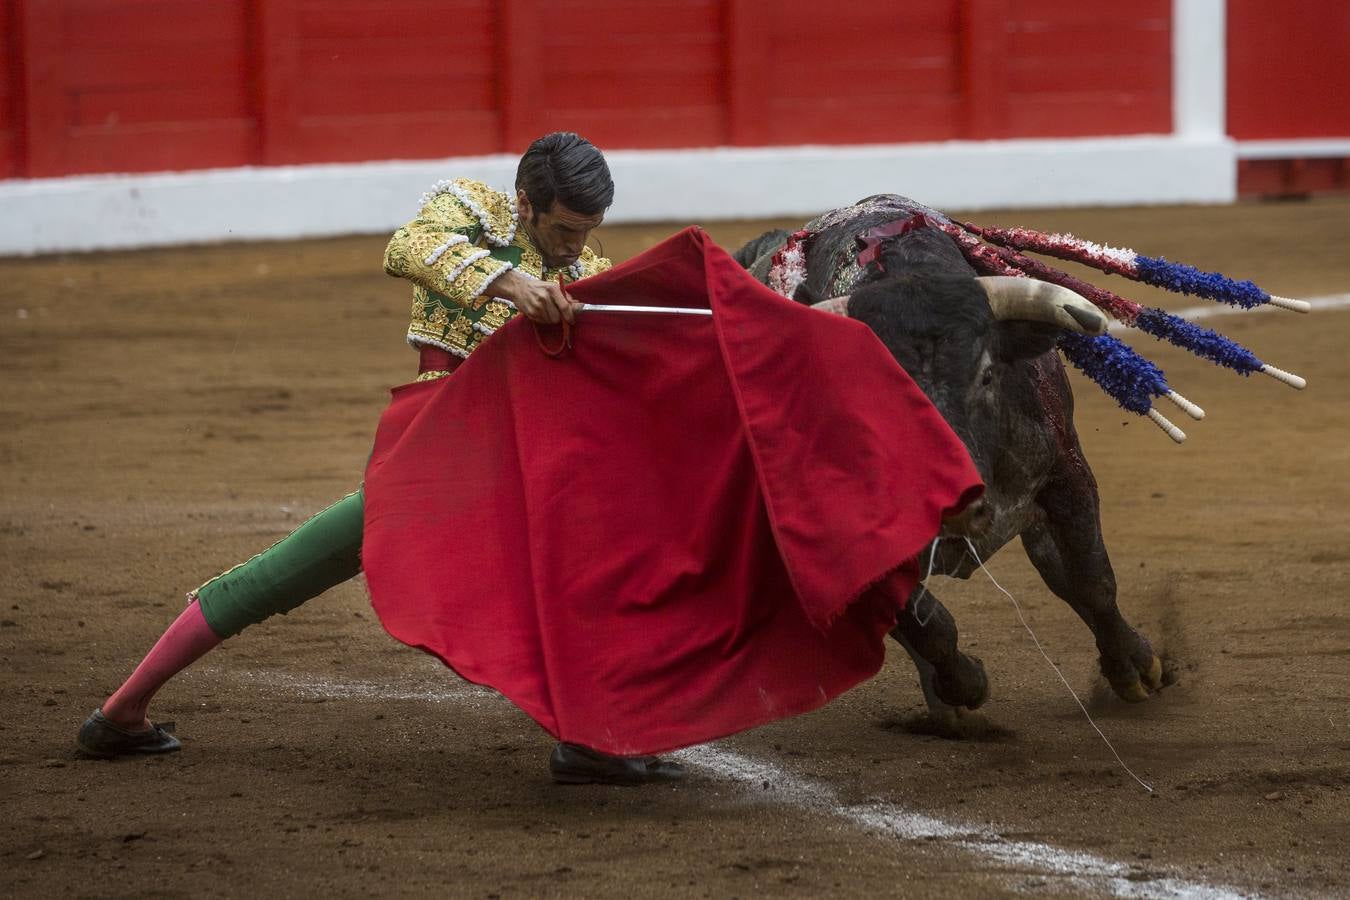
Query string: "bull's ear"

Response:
xmin=993 ymin=321 xmax=1062 ymax=363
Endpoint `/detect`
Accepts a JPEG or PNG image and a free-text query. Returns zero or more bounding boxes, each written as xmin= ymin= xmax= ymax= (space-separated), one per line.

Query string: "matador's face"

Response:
xmin=516 ymin=190 xmax=604 ymax=270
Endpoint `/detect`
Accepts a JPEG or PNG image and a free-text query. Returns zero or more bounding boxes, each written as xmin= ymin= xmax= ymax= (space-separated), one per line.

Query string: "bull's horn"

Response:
xmin=977 ymin=276 xmax=1108 ymax=336
xmin=811 ymin=296 xmax=851 ymax=316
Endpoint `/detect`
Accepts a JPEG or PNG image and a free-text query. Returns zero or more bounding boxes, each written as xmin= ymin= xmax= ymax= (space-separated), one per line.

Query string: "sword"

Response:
xmin=498 ymin=293 xmax=714 ymax=317
xmin=576 ymin=304 xmax=712 ymax=316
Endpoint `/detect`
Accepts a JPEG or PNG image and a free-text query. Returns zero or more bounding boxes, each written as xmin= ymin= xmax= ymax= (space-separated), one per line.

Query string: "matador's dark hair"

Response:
xmin=516 ymin=132 xmax=614 ymax=217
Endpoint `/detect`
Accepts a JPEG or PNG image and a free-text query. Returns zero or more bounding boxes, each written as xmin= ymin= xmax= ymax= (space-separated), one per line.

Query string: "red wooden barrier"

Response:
xmin=1229 ymin=0 xmax=1350 ymax=196
xmin=1228 ymin=0 xmax=1350 ymax=140
xmin=1001 ymin=0 xmax=1171 ymax=137
xmin=526 ymin=0 xmax=728 ymax=151
xmin=15 ymin=0 xmax=256 ymax=178
xmin=0 ymin=0 xmax=20 ymax=178
xmin=1 ymin=0 xmax=1176 ymax=180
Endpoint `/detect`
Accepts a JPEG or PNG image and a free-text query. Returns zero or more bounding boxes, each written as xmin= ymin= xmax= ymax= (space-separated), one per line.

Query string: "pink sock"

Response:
xmin=102 ymin=600 xmax=222 ymax=729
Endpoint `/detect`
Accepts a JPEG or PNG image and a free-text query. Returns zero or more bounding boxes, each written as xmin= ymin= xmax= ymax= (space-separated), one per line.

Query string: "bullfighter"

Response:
xmin=78 ymin=132 xmax=686 ymax=785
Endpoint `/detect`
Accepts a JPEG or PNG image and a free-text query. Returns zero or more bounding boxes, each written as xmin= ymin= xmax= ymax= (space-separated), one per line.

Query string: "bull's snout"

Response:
xmin=942 ymin=496 xmax=992 ymax=537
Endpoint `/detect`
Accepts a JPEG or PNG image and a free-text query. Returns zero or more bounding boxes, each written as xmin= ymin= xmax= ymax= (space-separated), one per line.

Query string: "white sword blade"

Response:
xmin=496 ymin=298 xmax=713 ymax=316
xmin=577 ymin=304 xmax=713 ymax=315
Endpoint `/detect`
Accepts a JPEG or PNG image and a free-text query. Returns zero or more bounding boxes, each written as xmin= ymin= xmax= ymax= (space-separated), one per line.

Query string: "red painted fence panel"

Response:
xmin=282 ymin=0 xmax=499 ymax=164
xmin=1002 ymin=0 xmax=1171 ymax=137
xmin=528 ymin=0 xmax=727 ymax=153
xmin=18 ymin=0 xmax=255 ymax=177
xmin=1227 ymin=0 xmax=1350 ymax=140
xmin=757 ymin=0 xmax=966 ymax=145
xmin=0 ymin=0 xmax=19 ymax=178
xmin=3 ymin=0 xmax=1179 ymax=180
xmin=1229 ymin=0 xmax=1350 ymax=196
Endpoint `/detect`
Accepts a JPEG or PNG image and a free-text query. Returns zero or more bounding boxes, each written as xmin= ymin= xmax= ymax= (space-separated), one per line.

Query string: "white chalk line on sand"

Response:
xmin=676 ymin=746 xmax=1247 ymax=900
xmin=207 ymin=667 xmax=1250 ymax=900
xmin=1108 ymin=291 xmax=1350 ymax=332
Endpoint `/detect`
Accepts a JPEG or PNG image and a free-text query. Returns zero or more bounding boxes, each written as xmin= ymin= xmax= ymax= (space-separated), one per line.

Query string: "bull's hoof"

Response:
xmin=933 ymin=653 xmax=990 ymax=710
xmin=1104 ymin=653 xmax=1164 ymax=703
xmin=1143 ymin=654 xmax=1164 ymax=689
xmin=1112 ymin=678 xmax=1151 ymax=703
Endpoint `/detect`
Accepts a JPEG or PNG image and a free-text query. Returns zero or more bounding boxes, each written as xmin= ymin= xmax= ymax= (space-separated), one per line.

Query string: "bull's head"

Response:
xmin=807 ymin=274 xmax=1106 ymax=538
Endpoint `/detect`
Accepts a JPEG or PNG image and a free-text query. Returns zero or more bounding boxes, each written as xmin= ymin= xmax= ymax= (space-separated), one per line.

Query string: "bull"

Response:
xmin=734 ymin=195 xmax=1167 ymax=723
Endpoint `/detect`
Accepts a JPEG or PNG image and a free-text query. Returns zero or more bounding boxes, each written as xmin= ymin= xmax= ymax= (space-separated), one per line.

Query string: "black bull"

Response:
xmin=734 ymin=196 xmax=1168 ymax=722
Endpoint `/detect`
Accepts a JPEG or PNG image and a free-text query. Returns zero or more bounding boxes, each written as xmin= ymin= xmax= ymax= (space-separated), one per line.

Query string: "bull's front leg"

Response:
xmin=890 ymin=586 xmax=990 ymax=720
xmin=1020 ymin=453 xmax=1165 ymax=702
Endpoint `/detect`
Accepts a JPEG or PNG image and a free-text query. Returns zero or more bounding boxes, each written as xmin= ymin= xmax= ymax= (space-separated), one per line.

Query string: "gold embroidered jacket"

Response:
xmin=384 ymin=178 xmax=611 ymax=361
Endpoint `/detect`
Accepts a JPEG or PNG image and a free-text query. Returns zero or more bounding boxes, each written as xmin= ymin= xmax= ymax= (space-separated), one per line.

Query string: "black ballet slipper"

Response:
xmin=75 ymin=709 xmax=181 ymax=758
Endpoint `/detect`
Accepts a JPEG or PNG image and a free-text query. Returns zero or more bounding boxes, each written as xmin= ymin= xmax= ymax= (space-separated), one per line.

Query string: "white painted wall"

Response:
xmin=607 ymin=137 xmax=1234 ymax=221
xmin=0 ymin=136 xmax=1236 ymax=256
xmin=1173 ymin=0 xmax=1227 ymax=140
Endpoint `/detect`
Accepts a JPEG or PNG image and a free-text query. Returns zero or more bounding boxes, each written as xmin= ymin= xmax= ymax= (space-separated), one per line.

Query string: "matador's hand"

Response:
xmin=489 ymin=270 xmax=577 ymax=325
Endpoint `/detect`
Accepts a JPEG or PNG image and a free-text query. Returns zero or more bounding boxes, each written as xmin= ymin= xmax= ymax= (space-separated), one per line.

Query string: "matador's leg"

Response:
xmin=77 ymin=491 xmax=365 ymax=757
xmin=193 ymin=490 xmax=365 ymax=638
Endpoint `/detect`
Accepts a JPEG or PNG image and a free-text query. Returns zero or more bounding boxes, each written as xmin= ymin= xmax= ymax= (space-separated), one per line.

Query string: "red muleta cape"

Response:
xmin=363 ymin=227 xmax=982 ymax=755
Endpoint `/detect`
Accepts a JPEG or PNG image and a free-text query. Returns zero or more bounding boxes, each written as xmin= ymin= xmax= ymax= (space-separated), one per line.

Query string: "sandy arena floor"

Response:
xmin=2 ymin=198 xmax=1348 ymax=898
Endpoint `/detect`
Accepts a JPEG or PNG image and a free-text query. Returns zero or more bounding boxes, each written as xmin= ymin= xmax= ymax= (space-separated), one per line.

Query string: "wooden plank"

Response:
xmin=0 ymin=0 xmax=19 ymax=177
xmin=999 ymin=1 xmax=1169 ymax=137
xmin=298 ymin=33 xmax=495 ymax=57
xmin=73 ymin=85 xmax=253 ymax=128
xmin=760 ymin=0 xmax=963 ymax=141
xmin=498 ymin=0 xmax=542 ymax=153
xmin=771 ymin=65 xmax=958 ymax=101
xmin=544 ymin=0 xmax=720 ymax=28
xmin=297 ymin=0 xmax=490 ymax=39
xmin=1006 ymin=22 xmax=1169 ymax=58
xmin=297 ymin=76 xmax=497 ymax=117
xmin=62 ymin=45 xmax=250 ymax=90
xmin=287 ymin=110 xmax=499 ymax=162
xmin=1007 ymin=58 xmax=1169 ymax=95
xmin=296 ymin=40 xmax=495 ymax=82
xmin=61 ymin=1 xmax=243 ymax=48
xmin=541 ymin=35 xmax=722 ymax=60
xmin=254 ymin=0 xmax=302 ymax=165
xmin=764 ymin=95 xmax=962 ymax=145
xmin=1009 ymin=0 xmax=1169 ymax=26
xmin=539 ymin=69 xmax=722 ymax=110
xmin=769 ymin=33 xmax=957 ymax=66
xmin=1237 ymin=160 xmax=1288 ymax=197
xmin=527 ymin=0 xmax=726 ymax=148
xmin=296 ymin=92 xmax=497 ymax=120
xmin=1005 ymin=92 xmax=1170 ymax=137
xmin=15 ymin=0 xmax=67 ymax=177
xmin=60 ymin=119 xmax=256 ymax=174
xmin=521 ymin=105 xmax=725 ymax=150
xmin=959 ymin=0 xmax=1011 ymax=139
xmin=759 ymin=0 xmax=957 ymax=25
xmin=543 ymin=0 xmax=721 ymax=36
xmin=1228 ymin=0 xmax=1350 ymax=139
xmin=725 ymin=0 xmax=772 ymax=146
xmin=1238 ymin=157 xmax=1350 ymax=197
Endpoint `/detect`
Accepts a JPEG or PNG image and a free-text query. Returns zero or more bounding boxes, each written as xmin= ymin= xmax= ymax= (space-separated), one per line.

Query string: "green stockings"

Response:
xmin=194 ymin=490 xmax=365 ymax=638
